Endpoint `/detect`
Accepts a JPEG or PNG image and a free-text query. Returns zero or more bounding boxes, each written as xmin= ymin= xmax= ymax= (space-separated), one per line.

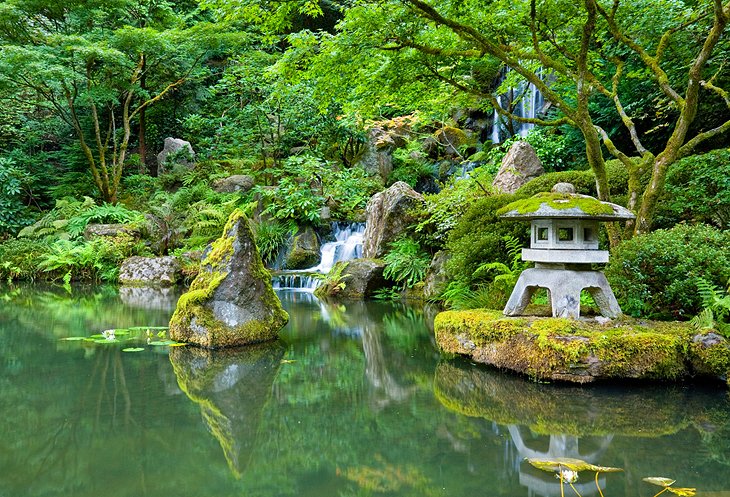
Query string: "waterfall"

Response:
xmin=490 ymin=67 xmax=545 ymax=143
xmin=272 ymin=222 xmax=365 ymax=292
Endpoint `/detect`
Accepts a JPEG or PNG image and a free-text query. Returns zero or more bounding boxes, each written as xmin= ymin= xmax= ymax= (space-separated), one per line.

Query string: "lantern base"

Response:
xmin=504 ymin=268 xmax=622 ymax=319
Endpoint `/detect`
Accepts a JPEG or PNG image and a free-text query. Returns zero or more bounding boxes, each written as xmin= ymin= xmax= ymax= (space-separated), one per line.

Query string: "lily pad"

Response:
xmin=643 ymin=477 xmax=677 ymax=487
xmin=168 ymin=342 xmax=188 ymax=347
xmin=93 ymin=338 xmax=117 ymax=344
xmin=148 ymin=340 xmax=176 ymax=346
xmin=60 ymin=337 xmax=86 ymax=341
xmin=526 ymin=457 xmax=621 ymax=473
xmin=122 ymin=347 xmax=145 ymax=353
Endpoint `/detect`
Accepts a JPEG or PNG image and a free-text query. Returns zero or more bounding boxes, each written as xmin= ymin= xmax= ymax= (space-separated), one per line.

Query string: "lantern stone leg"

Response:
xmin=504 ymin=267 xmax=622 ymax=319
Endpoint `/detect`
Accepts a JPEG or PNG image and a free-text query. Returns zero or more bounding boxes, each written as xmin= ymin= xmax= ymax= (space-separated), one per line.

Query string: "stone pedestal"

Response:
xmin=504 ymin=265 xmax=622 ymax=319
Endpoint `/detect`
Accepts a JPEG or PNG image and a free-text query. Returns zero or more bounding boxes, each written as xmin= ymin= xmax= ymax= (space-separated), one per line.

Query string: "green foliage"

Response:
xmin=65 ymin=202 xmax=144 ymax=238
xmin=255 ymin=177 xmax=324 ymax=224
xmin=0 ymin=156 xmax=34 ymax=236
xmin=472 ymin=235 xmax=529 ymax=301
xmin=516 ymin=159 xmax=631 ymax=198
xmin=691 ymin=279 xmax=730 ymax=338
xmin=382 ymin=238 xmax=431 ymax=289
xmin=254 ymin=219 xmax=296 ymax=265
xmin=414 ymin=165 xmax=495 ymax=251
xmin=0 ymin=238 xmax=50 ymax=281
xmin=390 ymin=141 xmax=437 ymax=187
xmin=654 ymin=149 xmax=730 ymax=230
xmin=445 ymin=194 xmax=530 ymax=286
xmin=313 ymin=261 xmax=351 ymax=299
xmin=606 ymin=224 xmax=730 ymax=320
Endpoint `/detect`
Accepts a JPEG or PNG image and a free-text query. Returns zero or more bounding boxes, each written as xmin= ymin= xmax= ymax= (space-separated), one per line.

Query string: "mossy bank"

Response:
xmin=435 ymin=309 xmax=730 ymax=385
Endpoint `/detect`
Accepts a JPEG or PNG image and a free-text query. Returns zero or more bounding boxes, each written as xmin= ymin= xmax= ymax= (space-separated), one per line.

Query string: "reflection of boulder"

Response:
xmin=434 ymin=360 xmax=712 ymax=437
xmin=119 ymin=286 xmax=182 ymax=311
xmin=169 ymin=342 xmax=285 ymax=478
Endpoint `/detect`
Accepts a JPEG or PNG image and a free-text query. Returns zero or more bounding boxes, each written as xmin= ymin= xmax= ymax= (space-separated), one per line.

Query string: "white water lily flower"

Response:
xmin=556 ymin=470 xmax=579 ymax=483
xmin=102 ymin=329 xmax=116 ymax=340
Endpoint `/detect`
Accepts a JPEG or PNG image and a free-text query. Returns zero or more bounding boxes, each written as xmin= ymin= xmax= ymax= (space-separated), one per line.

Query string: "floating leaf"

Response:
xmin=93 ymin=338 xmax=117 ymax=344
xmin=667 ymin=488 xmax=696 ymax=496
xmin=148 ymin=340 xmax=176 ymax=346
xmin=112 ymin=330 xmax=129 ymax=336
xmin=527 ymin=457 xmax=593 ymax=473
xmin=89 ymin=334 xmax=106 ymax=339
xmin=643 ymin=477 xmax=677 ymax=487
xmin=168 ymin=342 xmax=188 ymax=347
xmin=122 ymin=347 xmax=145 ymax=353
xmin=60 ymin=337 xmax=86 ymax=341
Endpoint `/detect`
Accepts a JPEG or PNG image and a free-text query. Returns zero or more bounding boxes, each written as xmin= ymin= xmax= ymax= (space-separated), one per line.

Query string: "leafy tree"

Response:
xmin=0 ymin=0 xmax=236 ymax=202
xmin=217 ymin=0 xmax=729 ymax=242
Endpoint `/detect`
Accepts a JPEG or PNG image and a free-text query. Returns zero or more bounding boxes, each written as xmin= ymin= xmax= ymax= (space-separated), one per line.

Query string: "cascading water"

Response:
xmin=272 ymin=222 xmax=365 ymax=292
xmin=490 ymin=67 xmax=545 ymax=143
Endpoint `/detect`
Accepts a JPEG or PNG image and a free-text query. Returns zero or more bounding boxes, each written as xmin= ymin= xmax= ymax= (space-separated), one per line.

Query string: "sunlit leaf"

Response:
xmin=526 ymin=457 xmax=602 ymax=473
xmin=168 ymin=342 xmax=188 ymax=347
xmin=122 ymin=347 xmax=145 ymax=352
xmin=667 ymin=487 xmax=696 ymax=496
xmin=643 ymin=477 xmax=677 ymax=487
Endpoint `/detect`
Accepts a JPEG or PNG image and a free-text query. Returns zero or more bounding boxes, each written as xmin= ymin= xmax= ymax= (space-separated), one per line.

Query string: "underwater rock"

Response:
xmin=169 ymin=209 xmax=288 ymax=348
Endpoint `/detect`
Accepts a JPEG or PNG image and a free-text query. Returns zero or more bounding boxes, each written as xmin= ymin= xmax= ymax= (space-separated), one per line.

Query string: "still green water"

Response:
xmin=0 ymin=284 xmax=728 ymax=497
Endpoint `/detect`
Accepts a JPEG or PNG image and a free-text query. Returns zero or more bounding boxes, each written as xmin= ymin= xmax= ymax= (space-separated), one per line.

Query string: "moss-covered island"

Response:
xmin=434 ymin=309 xmax=730 ymax=385
xmin=169 ymin=209 xmax=289 ymax=348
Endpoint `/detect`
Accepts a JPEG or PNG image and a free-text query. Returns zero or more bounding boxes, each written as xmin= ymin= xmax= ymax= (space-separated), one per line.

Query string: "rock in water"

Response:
xmin=492 ymin=141 xmax=544 ymax=193
xmin=363 ymin=181 xmax=423 ymax=259
xmin=169 ymin=209 xmax=288 ymax=348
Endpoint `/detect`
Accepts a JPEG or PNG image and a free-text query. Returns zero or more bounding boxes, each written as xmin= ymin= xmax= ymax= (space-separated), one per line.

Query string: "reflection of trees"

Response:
xmin=362 ymin=322 xmax=414 ymax=410
xmin=169 ymin=343 xmax=285 ymax=478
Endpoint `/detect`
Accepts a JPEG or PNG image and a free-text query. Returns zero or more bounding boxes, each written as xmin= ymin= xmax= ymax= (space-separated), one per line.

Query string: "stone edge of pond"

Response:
xmin=434 ymin=309 xmax=730 ymax=386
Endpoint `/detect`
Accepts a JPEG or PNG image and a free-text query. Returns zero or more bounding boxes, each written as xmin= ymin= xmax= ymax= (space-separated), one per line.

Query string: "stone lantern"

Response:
xmin=499 ymin=183 xmax=635 ymax=319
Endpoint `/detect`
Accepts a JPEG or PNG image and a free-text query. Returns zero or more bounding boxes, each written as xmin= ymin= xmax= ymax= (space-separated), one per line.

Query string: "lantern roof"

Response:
xmin=498 ymin=187 xmax=635 ymax=222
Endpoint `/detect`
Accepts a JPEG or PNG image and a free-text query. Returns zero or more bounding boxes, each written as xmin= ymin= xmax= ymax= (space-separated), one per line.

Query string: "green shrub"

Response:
xmin=445 ymin=194 xmax=530 ymax=285
xmin=515 ymin=159 xmax=631 ymax=197
xmin=605 ymin=224 xmax=730 ymax=320
xmin=0 ymin=238 xmax=49 ymax=281
xmin=654 ymin=148 xmax=730 ymax=230
xmin=0 ymin=157 xmax=34 ymax=237
xmin=382 ymin=237 xmax=431 ymax=289
xmin=254 ymin=219 xmax=296 ymax=266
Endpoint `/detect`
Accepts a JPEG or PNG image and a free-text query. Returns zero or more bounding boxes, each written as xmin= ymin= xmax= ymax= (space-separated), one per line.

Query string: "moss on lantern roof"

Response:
xmin=497 ymin=192 xmax=632 ymax=219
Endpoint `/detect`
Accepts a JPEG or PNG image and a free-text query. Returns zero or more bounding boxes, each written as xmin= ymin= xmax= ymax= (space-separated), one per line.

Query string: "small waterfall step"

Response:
xmin=271 ymin=221 xmax=365 ymax=293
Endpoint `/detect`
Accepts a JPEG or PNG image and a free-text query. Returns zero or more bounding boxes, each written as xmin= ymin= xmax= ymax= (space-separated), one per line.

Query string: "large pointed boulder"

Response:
xmin=169 ymin=209 xmax=288 ymax=348
xmin=363 ymin=181 xmax=424 ymax=259
xmin=492 ymin=141 xmax=544 ymax=193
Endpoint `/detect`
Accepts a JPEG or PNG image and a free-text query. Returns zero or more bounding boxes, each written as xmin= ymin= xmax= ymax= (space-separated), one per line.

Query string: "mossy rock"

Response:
xmin=435 ymin=310 xmax=730 ymax=384
xmin=169 ymin=209 xmax=289 ymax=348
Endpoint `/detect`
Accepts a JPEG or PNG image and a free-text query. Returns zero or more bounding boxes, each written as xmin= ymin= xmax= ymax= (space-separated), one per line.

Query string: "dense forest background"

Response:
xmin=0 ymin=0 xmax=728 ymax=323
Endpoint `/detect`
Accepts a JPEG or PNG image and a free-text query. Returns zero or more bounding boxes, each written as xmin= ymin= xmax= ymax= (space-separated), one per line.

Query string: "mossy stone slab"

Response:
xmin=435 ymin=310 xmax=730 ymax=385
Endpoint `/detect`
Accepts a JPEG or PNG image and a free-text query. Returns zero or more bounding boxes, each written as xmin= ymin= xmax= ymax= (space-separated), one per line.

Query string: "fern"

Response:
xmin=382 ymin=237 xmax=431 ymax=289
xmin=691 ymin=278 xmax=730 ymax=337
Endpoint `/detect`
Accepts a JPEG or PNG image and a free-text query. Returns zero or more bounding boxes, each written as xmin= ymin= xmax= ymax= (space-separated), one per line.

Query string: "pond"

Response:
xmin=0 ymin=284 xmax=728 ymax=497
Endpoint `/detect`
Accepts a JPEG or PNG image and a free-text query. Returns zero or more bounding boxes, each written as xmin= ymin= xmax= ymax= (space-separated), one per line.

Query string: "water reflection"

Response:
xmin=119 ymin=285 xmax=182 ymax=311
xmin=435 ymin=360 xmax=730 ymax=496
xmin=169 ymin=342 xmax=285 ymax=478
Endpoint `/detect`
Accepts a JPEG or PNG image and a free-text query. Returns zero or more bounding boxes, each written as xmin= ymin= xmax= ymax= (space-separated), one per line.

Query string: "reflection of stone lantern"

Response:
xmin=499 ymin=183 xmax=635 ymax=319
